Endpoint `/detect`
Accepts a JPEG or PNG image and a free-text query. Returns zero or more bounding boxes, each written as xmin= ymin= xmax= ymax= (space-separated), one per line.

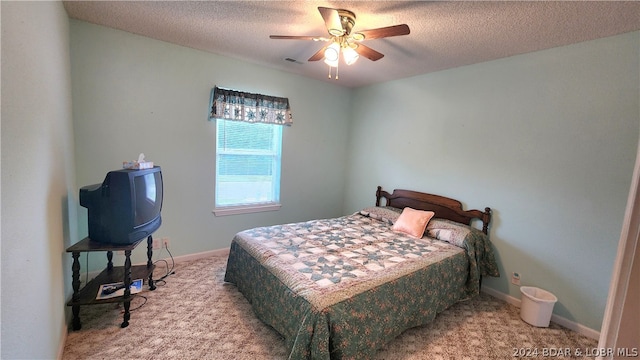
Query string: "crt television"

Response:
xmin=80 ymin=166 xmax=163 ymax=245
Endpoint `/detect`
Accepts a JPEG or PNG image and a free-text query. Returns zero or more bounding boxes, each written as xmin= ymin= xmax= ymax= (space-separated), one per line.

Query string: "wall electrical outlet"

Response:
xmin=152 ymin=238 xmax=161 ymax=250
xmin=162 ymin=237 xmax=170 ymax=249
xmin=511 ymin=272 xmax=521 ymax=286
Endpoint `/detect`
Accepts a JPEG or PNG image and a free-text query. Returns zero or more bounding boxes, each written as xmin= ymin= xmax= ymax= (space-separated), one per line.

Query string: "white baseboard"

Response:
xmin=169 ymin=247 xmax=230 ymax=263
xmin=481 ymin=286 xmax=600 ymax=340
xmin=130 ymin=247 xmax=229 ymax=266
xmin=57 ymin=321 xmax=68 ymax=360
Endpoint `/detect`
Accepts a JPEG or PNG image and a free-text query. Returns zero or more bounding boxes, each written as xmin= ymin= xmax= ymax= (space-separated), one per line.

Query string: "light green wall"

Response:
xmin=344 ymin=31 xmax=640 ymax=331
xmin=1 ymin=1 xmax=77 ymax=359
xmin=2 ymin=4 xmax=636 ymax=358
xmin=69 ymin=20 xmax=352 ymax=267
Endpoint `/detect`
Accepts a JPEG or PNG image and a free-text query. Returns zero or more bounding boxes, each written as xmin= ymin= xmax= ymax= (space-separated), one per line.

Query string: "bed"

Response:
xmin=224 ymin=186 xmax=499 ymax=359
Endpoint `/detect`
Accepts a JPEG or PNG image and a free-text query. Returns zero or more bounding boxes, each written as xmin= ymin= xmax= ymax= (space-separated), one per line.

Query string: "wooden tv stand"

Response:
xmin=66 ymin=235 xmax=156 ymax=330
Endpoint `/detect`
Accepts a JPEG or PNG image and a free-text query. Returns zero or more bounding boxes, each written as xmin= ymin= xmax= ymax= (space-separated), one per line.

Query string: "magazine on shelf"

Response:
xmin=96 ymin=279 xmax=143 ymax=300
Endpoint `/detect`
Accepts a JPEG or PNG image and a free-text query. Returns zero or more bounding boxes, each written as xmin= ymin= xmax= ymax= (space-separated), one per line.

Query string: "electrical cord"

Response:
xmin=119 ymin=243 xmax=175 ymax=313
xmin=126 ymin=244 xmax=174 ymax=313
xmin=127 ymin=294 xmax=148 ymax=312
xmin=152 ymin=243 xmax=175 ymax=285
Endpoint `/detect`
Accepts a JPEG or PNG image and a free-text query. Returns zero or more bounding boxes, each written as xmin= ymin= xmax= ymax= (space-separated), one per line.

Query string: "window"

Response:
xmin=209 ymin=86 xmax=292 ymax=216
xmin=215 ymin=119 xmax=282 ymax=215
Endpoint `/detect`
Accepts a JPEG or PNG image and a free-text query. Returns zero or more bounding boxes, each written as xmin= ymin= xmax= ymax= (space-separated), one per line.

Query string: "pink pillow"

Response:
xmin=392 ymin=207 xmax=435 ymax=238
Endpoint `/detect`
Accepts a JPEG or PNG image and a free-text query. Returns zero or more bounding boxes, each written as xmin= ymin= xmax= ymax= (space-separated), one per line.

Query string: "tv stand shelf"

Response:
xmin=66 ymin=236 xmax=156 ymax=330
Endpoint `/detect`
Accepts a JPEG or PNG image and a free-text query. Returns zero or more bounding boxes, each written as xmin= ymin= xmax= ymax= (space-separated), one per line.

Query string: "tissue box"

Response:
xmin=122 ymin=161 xmax=154 ymax=170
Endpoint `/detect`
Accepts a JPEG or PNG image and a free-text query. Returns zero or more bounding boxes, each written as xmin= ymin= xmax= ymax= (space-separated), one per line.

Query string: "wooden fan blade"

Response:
xmin=356 ymin=24 xmax=410 ymax=40
xmin=308 ymin=45 xmax=328 ymax=61
xmin=354 ymin=43 xmax=384 ymax=61
xmin=318 ymin=7 xmax=342 ymax=35
xmin=270 ymin=35 xmax=328 ymax=41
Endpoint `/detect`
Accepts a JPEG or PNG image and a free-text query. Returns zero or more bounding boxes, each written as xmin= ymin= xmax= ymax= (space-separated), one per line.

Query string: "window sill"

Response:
xmin=213 ymin=203 xmax=281 ymax=216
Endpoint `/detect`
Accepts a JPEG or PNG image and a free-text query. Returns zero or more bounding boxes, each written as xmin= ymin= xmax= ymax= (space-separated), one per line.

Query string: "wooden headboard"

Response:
xmin=375 ymin=186 xmax=492 ymax=234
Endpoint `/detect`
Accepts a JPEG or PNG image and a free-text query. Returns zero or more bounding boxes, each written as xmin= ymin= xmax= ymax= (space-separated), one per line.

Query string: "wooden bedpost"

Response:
xmin=376 ymin=186 xmax=382 ymax=207
xmin=482 ymin=207 xmax=491 ymax=234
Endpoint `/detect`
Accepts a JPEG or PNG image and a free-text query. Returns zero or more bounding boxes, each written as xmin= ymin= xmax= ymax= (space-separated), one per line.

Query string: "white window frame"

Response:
xmin=213 ymin=119 xmax=283 ymax=216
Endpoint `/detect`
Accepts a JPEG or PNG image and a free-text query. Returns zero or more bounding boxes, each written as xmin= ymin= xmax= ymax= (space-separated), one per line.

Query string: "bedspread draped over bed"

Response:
xmin=224 ymin=210 xmax=499 ymax=360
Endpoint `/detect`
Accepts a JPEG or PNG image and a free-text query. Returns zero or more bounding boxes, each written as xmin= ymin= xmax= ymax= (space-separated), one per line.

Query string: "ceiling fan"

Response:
xmin=270 ymin=7 xmax=410 ymax=79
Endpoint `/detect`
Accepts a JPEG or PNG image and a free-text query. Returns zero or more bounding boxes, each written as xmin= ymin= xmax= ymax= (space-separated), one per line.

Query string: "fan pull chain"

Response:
xmin=327 ymin=62 xmax=340 ymax=80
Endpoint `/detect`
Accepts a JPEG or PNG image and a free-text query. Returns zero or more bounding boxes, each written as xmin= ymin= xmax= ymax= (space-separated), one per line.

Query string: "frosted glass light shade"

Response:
xmin=343 ymin=46 xmax=359 ymax=65
xmin=324 ymin=42 xmax=340 ymax=66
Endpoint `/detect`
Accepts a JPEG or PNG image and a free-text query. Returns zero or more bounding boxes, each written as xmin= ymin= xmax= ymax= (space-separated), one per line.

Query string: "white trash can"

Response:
xmin=520 ymin=286 xmax=557 ymax=327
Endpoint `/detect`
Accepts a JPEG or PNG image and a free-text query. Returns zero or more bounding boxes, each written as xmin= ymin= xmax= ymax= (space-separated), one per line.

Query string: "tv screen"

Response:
xmin=80 ymin=167 xmax=163 ymax=245
xmin=133 ymin=171 xmax=162 ymax=227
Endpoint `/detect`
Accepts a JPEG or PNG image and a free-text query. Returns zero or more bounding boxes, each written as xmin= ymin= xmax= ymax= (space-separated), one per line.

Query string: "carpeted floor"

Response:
xmin=61 ymin=255 xmax=597 ymax=359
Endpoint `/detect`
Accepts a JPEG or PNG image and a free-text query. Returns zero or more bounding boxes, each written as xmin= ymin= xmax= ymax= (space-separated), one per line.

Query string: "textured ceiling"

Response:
xmin=63 ymin=1 xmax=640 ymax=88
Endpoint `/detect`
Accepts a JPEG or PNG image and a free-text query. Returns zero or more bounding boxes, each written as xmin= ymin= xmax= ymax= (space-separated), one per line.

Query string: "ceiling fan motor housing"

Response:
xmin=336 ymin=9 xmax=356 ymax=36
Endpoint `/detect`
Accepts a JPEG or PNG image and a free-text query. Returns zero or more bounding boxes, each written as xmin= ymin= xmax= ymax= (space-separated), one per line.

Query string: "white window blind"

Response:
xmin=215 ymin=119 xmax=282 ymax=211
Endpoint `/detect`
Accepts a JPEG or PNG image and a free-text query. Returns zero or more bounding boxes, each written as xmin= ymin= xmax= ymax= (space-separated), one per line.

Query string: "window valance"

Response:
xmin=209 ymin=86 xmax=293 ymax=126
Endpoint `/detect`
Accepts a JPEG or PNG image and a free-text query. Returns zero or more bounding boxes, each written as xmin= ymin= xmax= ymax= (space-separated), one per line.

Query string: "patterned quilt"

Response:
xmin=224 ymin=209 xmax=499 ymax=359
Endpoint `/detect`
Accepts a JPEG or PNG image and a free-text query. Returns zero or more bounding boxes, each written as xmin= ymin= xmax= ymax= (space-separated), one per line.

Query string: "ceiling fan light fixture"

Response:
xmin=342 ymin=46 xmax=359 ymax=65
xmin=324 ymin=42 xmax=340 ymax=63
